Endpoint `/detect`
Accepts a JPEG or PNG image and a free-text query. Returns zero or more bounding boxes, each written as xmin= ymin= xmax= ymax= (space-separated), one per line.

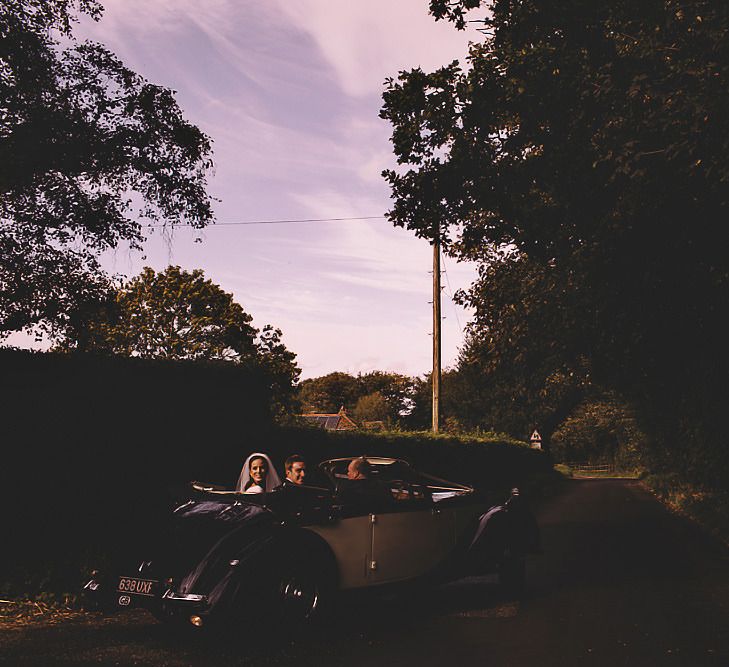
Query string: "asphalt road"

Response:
xmin=3 ymin=479 xmax=729 ymax=667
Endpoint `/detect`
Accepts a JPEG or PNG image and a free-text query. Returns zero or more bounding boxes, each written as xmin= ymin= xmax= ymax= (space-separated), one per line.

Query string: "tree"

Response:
xmin=454 ymin=253 xmax=590 ymax=443
xmin=63 ymin=266 xmax=256 ymax=360
xmin=298 ymin=371 xmax=417 ymax=423
xmin=403 ymin=370 xmax=461 ymax=431
xmin=0 ymin=1 xmax=214 ymax=336
xmin=255 ymin=323 xmax=302 ymax=416
xmin=551 ymin=394 xmax=648 ymax=469
xmin=298 ymin=372 xmax=360 ymax=414
xmin=58 ymin=266 xmax=301 ymax=410
xmin=356 ymin=371 xmax=417 ymax=420
xmin=381 ymin=0 xmax=729 ymax=481
xmin=352 ymin=391 xmax=390 ymax=425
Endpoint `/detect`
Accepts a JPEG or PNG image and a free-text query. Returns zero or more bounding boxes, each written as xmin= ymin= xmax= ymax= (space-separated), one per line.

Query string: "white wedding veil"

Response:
xmin=235 ymin=452 xmax=281 ymax=493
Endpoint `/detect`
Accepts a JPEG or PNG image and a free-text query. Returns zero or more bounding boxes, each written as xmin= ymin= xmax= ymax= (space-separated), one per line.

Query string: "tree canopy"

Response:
xmin=58 ymin=266 xmax=301 ymax=412
xmin=298 ymin=371 xmax=416 ymax=424
xmin=0 ymin=0 xmax=214 ymax=336
xmin=381 ymin=0 xmax=729 ymax=479
xmin=352 ymin=391 xmax=391 ymax=425
xmin=61 ymin=266 xmax=256 ymax=360
xmin=454 ymin=253 xmax=590 ymax=442
xmin=551 ymin=393 xmax=647 ymax=469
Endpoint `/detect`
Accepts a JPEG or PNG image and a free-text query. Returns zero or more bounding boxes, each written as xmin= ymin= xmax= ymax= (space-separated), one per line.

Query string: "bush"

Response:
xmin=0 ymin=349 xmax=554 ymax=600
xmin=551 ymin=393 xmax=648 ymax=469
xmin=645 ymin=473 xmax=729 ymax=548
xmin=0 ymin=349 xmax=276 ymax=599
xmin=259 ymin=426 xmax=549 ymax=492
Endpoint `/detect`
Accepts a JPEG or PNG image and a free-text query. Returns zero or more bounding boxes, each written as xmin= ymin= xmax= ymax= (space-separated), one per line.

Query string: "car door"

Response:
xmin=305 ymin=514 xmax=373 ymax=590
xmin=369 ymin=480 xmax=455 ymax=584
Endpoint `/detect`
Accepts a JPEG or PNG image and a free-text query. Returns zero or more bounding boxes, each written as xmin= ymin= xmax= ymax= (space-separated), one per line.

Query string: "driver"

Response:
xmin=347 ymin=456 xmax=370 ymax=481
xmin=337 ymin=457 xmax=392 ymax=512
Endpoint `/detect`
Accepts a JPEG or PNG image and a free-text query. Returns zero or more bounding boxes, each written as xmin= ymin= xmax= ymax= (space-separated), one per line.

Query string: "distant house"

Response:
xmin=301 ymin=406 xmax=358 ymax=431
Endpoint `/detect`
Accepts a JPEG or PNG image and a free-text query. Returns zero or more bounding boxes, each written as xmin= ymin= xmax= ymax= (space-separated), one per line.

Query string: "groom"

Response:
xmin=284 ymin=454 xmax=307 ymax=486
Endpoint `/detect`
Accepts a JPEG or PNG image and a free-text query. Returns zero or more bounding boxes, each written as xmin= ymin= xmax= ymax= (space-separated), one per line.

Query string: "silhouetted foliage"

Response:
xmin=551 ymin=393 xmax=648 ymax=469
xmin=0 ymin=346 xmax=551 ymax=599
xmin=402 ymin=370 xmax=461 ymax=431
xmin=0 ymin=347 xmax=274 ymax=598
xmin=0 ymin=0 xmax=214 ymax=337
xmin=452 ymin=254 xmax=590 ymax=444
xmin=57 ymin=266 xmax=301 ymax=415
xmin=255 ymin=322 xmax=302 ymax=418
xmin=381 ymin=0 xmax=729 ymax=485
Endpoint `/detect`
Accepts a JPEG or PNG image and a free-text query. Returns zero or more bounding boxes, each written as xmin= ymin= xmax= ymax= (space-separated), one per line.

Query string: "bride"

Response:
xmin=236 ymin=452 xmax=281 ymax=493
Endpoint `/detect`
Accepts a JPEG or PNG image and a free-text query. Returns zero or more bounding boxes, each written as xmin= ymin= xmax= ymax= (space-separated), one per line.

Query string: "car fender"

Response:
xmin=277 ymin=526 xmax=340 ymax=589
xmin=468 ymin=499 xmax=540 ymax=565
xmin=208 ymin=525 xmax=338 ymax=607
xmin=469 ymin=504 xmax=509 ymax=560
xmin=167 ymin=528 xmax=275 ymax=614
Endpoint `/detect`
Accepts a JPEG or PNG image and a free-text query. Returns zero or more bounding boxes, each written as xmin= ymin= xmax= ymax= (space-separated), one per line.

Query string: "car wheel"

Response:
xmin=498 ymin=550 xmax=526 ymax=595
xmin=275 ymin=557 xmax=328 ymax=624
xmin=280 ymin=574 xmax=319 ymax=620
xmin=273 ymin=551 xmax=334 ymax=625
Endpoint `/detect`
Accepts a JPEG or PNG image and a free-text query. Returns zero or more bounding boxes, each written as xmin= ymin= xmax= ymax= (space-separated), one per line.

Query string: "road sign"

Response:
xmin=530 ymin=429 xmax=542 ymax=449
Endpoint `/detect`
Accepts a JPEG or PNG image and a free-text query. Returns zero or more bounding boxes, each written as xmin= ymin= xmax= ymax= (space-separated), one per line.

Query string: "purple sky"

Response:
xmin=10 ymin=1 xmax=481 ymax=379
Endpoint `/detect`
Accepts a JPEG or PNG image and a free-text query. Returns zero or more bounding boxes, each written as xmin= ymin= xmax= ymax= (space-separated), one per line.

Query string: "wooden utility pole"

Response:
xmin=432 ymin=228 xmax=441 ymax=433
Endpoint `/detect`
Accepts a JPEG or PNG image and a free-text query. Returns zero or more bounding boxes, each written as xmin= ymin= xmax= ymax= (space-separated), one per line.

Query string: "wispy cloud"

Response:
xmin=69 ymin=1 xmax=478 ymax=378
xmin=272 ymin=0 xmax=474 ymax=97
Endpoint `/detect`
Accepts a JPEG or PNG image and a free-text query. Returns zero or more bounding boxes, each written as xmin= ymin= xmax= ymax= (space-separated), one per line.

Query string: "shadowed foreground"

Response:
xmin=3 ymin=480 xmax=729 ymax=666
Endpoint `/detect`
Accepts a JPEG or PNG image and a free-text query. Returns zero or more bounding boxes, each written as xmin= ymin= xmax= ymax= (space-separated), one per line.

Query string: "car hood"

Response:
xmin=154 ymin=498 xmax=276 ymax=593
xmin=173 ymin=498 xmax=271 ymax=524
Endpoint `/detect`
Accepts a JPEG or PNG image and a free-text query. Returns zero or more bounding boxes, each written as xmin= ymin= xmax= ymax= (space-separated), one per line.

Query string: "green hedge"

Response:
xmin=254 ymin=427 xmax=551 ymax=495
xmin=0 ymin=349 xmax=276 ymax=598
xmin=0 ymin=349 xmax=552 ymax=600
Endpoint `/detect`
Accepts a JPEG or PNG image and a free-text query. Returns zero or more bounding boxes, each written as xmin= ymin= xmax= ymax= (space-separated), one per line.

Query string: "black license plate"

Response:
xmin=117 ymin=576 xmax=158 ymax=597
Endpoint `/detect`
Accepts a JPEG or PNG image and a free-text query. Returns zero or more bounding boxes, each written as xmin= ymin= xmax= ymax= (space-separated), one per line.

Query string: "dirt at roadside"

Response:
xmin=0 ymin=600 xmax=145 ymax=631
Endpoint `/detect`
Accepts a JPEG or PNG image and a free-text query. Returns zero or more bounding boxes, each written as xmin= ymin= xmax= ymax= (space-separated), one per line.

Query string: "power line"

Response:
xmin=142 ymin=215 xmax=387 ymax=229
xmin=441 ymin=251 xmax=464 ymax=334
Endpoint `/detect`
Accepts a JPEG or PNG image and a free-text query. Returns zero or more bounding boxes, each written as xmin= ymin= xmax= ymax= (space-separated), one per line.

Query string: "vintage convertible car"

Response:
xmin=83 ymin=456 xmax=539 ymax=628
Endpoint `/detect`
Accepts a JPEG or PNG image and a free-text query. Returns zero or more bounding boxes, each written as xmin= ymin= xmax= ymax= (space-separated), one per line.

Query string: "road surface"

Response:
xmin=2 ymin=479 xmax=729 ymax=666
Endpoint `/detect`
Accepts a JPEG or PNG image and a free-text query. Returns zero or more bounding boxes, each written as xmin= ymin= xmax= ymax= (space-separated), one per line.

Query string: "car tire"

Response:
xmin=267 ymin=539 xmax=340 ymax=629
xmin=274 ymin=554 xmax=332 ymax=625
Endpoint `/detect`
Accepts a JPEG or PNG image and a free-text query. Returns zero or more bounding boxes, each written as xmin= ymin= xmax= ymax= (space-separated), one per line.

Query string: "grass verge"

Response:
xmin=644 ymin=472 xmax=729 ymax=549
